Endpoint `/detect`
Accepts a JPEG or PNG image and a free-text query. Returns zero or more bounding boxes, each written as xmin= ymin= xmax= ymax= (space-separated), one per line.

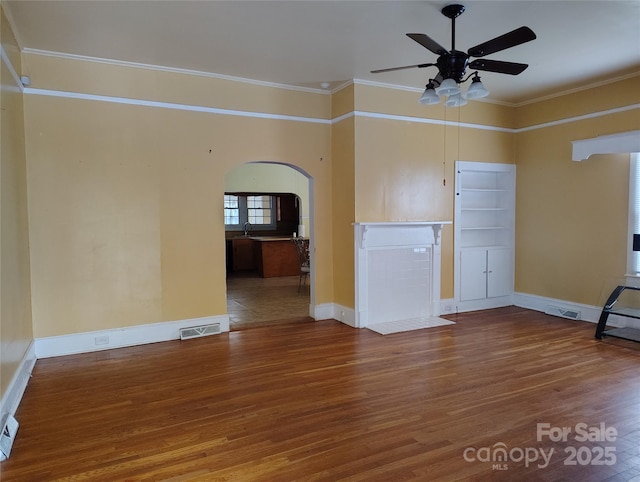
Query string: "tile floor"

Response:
xmin=226 ymin=271 xmax=313 ymax=330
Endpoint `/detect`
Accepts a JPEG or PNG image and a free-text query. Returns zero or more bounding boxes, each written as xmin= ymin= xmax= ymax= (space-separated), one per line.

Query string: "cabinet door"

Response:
xmin=232 ymin=238 xmax=255 ymax=271
xmin=278 ymin=194 xmax=299 ymax=223
xmin=487 ymin=248 xmax=512 ymax=298
xmin=460 ymin=249 xmax=488 ymax=301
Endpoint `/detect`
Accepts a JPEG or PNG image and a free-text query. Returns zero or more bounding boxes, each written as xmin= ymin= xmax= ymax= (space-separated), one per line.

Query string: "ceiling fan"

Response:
xmin=371 ymin=4 xmax=536 ymax=105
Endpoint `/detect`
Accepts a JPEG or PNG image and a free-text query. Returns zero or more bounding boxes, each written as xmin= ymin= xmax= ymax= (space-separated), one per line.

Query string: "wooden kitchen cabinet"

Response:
xmin=232 ymin=238 xmax=256 ymax=271
xmin=277 ymin=194 xmax=299 ymax=223
xmin=253 ymin=238 xmax=300 ymax=277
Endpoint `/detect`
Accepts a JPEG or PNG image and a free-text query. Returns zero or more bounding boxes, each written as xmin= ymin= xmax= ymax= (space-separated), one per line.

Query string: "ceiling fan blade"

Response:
xmin=469 ymin=59 xmax=529 ymax=75
xmin=467 ymin=26 xmax=536 ymax=58
xmin=371 ymin=63 xmax=435 ymax=74
xmin=407 ymin=33 xmax=448 ymax=55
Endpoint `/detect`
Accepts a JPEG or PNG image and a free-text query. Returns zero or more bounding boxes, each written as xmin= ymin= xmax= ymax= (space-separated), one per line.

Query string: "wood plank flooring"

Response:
xmin=2 ymin=307 xmax=640 ymax=481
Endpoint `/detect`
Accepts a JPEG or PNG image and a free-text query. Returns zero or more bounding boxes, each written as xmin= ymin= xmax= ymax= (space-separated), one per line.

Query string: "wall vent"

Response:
xmin=0 ymin=413 xmax=19 ymax=461
xmin=545 ymin=305 xmax=582 ymax=320
xmin=179 ymin=323 xmax=221 ymax=340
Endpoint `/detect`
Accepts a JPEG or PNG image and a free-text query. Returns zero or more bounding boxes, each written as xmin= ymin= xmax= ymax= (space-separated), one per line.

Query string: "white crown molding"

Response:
xmin=33 ymin=47 xmax=630 ymax=108
xmin=354 ymin=78 xmax=423 ymax=94
xmin=514 ymin=71 xmax=640 ymax=107
xmin=330 ymin=79 xmax=355 ymax=95
xmin=353 ymin=71 xmax=640 ymax=108
xmin=22 ymin=48 xmax=332 ymax=95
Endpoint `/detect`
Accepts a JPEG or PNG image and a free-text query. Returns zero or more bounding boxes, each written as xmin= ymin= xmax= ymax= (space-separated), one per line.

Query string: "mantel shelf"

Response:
xmin=353 ymin=221 xmax=452 ymax=227
xmin=354 ymin=221 xmax=452 ymax=249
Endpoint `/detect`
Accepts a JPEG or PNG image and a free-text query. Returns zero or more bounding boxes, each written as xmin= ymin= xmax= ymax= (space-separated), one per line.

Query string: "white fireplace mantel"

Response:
xmin=354 ymin=221 xmax=450 ymax=249
xmin=353 ymin=221 xmax=451 ymax=328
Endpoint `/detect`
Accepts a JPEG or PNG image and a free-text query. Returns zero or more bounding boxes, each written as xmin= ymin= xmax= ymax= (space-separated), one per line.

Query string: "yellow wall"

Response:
xmin=351 ymin=83 xmax=516 ymax=299
xmin=23 ymin=53 xmax=332 ymax=338
xmin=10 ymin=32 xmax=640 ymax=345
xmin=1 ymin=6 xmax=33 ymax=401
xmin=515 ymin=76 xmax=640 ymax=305
xmin=331 ymin=115 xmax=354 ymax=309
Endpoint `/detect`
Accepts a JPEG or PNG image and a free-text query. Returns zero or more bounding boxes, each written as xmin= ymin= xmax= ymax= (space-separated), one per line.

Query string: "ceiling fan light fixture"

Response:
xmin=419 ymin=84 xmax=440 ymax=105
xmin=373 ymin=3 xmax=535 ymax=109
xmin=435 ymin=77 xmax=460 ymax=96
xmin=463 ymin=75 xmax=489 ymax=99
xmin=445 ymin=93 xmax=468 ymax=108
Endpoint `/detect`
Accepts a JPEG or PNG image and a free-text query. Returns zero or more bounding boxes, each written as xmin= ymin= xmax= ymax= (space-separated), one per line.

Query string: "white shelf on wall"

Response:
xmin=455 ymin=161 xmax=515 ymax=311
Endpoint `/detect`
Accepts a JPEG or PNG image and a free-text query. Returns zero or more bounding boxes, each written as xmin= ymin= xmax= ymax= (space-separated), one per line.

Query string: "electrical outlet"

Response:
xmin=94 ymin=335 xmax=109 ymax=346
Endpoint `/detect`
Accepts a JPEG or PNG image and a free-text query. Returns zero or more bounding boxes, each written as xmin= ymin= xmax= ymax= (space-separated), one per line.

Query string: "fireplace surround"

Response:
xmin=353 ymin=222 xmax=451 ymax=328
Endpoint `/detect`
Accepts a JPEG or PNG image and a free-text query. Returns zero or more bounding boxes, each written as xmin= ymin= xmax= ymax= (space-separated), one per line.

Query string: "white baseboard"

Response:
xmin=33 ymin=302 xmax=362 ymax=360
xmin=514 ymin=291 xmax=640 ymax=330
xmin=0 ymin=341 xmax=36 ymax=418
xmin=35 ymin=314 xmax=230 ymax=359
xmin=440 ymin=298 xmax=455 ymax=315
xmin=454 ymin=295 xmax=514 ymax=313
xmin=513 ymin=292 xmax=601 ymax=323
xmin=312 ymin=303 xmax=334 ymax=321
xmin=312 ymin=303 xmax=356 ymax=327
xmin=334 ymin=304 xmax=356 ymax=327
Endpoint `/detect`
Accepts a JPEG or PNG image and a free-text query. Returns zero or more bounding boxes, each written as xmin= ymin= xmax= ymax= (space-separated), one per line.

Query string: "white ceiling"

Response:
xmin=4 ymin=0 xmax=640 ymax=104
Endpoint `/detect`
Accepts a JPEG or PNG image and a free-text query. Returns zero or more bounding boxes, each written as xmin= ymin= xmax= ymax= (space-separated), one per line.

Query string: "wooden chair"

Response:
xmin=292 ymin=238 xmax=310 ymax=292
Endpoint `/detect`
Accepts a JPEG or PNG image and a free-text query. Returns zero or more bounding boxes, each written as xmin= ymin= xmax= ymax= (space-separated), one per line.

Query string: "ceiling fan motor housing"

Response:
xmin=436 ymin=50 xmax=468 ymax=83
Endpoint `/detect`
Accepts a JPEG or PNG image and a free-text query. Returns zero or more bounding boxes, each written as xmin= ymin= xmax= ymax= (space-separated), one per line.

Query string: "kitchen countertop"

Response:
xmin=248 ymin=236 xmax=293 ymax=242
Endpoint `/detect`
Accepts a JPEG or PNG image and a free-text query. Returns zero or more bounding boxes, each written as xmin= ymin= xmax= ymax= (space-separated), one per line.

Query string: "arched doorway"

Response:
xmin=224 ymin=162 xmax=314 ymax=330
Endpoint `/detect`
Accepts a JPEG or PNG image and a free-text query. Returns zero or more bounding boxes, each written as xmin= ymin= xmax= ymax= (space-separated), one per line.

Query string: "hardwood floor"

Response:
xmin=2 ymin=307 xmax=640 ymax=481
xmin=226 ymin=272 xmax=312 ymax=330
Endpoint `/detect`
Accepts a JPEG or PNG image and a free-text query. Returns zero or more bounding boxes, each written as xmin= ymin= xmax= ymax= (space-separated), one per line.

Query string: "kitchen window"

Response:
xmin=224 ymin=194 xmax=276 ymax=230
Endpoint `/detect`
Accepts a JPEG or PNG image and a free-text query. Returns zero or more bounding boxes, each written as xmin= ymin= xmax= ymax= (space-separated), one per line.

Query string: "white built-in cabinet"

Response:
xmin=454 ymin=161 xmax=515 ymax=312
